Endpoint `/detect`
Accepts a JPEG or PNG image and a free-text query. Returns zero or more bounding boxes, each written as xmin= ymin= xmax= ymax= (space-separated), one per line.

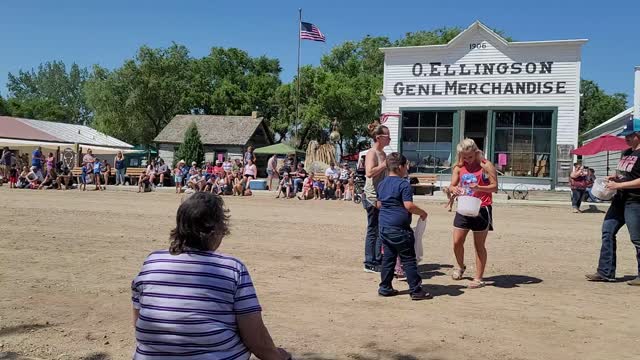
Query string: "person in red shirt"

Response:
xmin=449 ymin=138 xmax=498 ymax=289
xmin=213 ymin=160 xmax=225 ymax=178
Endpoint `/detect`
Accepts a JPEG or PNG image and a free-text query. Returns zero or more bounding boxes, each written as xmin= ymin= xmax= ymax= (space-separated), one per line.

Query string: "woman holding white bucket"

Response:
xmin=449 ymin=138 xmax=498 ymax=289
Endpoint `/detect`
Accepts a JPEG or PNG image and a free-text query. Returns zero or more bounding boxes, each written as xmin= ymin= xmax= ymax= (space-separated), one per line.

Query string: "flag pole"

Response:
xmin=296 ymin=8 xmax=302 ymax=143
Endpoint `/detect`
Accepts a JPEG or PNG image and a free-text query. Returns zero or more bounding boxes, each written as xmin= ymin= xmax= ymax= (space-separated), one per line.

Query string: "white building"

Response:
xmin=380 ymin=21 xmax=587 ymax=189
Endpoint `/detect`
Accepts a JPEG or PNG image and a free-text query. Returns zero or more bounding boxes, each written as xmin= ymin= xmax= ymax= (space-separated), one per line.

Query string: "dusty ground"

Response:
xmin=0 ymin=188 xmax=638 ymax=360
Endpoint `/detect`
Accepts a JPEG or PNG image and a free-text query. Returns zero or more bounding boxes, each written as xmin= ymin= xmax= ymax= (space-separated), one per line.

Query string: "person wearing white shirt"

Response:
xmin=324 ymin=162 xmax=340 ymax=180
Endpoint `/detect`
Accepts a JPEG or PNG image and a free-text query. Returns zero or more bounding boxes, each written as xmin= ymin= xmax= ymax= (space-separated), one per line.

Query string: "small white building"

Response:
xmin=380 ymin=21 xmax=587 ymax=189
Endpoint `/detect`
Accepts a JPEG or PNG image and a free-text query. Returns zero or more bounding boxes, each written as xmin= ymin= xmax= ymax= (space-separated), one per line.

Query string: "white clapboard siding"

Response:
xmin=583 ymin=151 xmax=623 ymax=177
xmin=381 ymin=24 xmax=583 ymax=154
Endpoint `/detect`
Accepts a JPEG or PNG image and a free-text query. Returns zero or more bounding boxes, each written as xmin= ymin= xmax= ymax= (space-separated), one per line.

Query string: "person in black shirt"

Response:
xmin=586 ymin=119 xmax=640 ymax=285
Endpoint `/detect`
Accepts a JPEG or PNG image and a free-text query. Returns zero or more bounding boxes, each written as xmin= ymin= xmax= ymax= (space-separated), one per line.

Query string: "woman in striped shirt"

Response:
xmin=132 ymin=192 xmax=291 ymax=360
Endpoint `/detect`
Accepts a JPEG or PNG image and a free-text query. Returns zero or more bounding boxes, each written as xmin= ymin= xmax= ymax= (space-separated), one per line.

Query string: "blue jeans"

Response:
xmin=597 ymin=198 xmax=640 ymax=278
xmin=293 ymin=178 xmax=303 ymax=194
xmin=378 ymin=226 xmax=422 ymax=295
xmin=115 ymin=168 xmax=125 ymax=185
xmin=571 ymin=189 xmax=586 ymax=209
xmin=363 ymin=196 xmax=382 ymax=266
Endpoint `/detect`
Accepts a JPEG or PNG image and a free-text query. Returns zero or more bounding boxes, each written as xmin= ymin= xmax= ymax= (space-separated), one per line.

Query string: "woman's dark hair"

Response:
xmin=49 ymin=152 xmax=54 ymax=157
xmin=367 ymin=121 xmax=389 ymax=140
xmin=169 ymin=192 xmax=230 ymax=254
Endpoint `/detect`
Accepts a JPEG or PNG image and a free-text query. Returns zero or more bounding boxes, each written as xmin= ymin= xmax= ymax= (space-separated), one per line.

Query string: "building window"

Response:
xmin=402 ymin=111 xmax=454 ymax=173
xmin=494 ymin=111 xmax=552 ymax=177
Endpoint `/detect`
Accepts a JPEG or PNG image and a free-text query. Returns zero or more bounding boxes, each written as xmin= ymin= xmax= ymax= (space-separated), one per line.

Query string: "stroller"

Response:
xmin=353 ymin=169 xmax=366 ymax=204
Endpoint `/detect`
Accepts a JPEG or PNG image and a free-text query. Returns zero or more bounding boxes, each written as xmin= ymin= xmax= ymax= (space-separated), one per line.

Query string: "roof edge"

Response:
xmin=581 ymin=107 xmax=634 ymax=137
xmin=380 ymin=20 xmax=588 ymax=52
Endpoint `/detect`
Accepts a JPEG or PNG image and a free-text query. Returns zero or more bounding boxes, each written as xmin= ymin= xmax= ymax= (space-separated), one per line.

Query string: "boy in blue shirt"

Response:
xmin=376 ymin=152 xmax=430 ymax=300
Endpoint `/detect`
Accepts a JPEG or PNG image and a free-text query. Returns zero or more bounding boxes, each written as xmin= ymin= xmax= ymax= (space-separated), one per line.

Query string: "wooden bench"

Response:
xmin=410 ymin=174 xmax=437 ymax=196
xmin=125 ymin=168 xmax=147 ymax=185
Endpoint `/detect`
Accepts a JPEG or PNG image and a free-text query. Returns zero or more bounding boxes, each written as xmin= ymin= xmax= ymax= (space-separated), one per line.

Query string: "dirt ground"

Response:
xmin=0 ymin=188 xmax=638 ymax=360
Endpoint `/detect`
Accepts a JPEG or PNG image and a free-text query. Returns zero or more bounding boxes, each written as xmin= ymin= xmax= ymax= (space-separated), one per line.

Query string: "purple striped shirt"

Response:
xmin=131 ymin=250 xmax=261 ymax=359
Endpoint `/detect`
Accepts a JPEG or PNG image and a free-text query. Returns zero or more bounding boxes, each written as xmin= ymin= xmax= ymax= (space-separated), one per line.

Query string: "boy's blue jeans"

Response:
xmin=378 ymin=226 xmax=422 ymax=295
xmin=597 ymin=198 xmax=640 ymax=278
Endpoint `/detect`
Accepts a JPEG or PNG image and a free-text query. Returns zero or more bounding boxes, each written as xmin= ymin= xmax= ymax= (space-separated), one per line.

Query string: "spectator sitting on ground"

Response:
xmin=213 ymin=160 xmax=225 ymax=178
xmin=17 ymin=166 xmax=29 ymax=189
xmin=222 ymin=157 xmax=233 ymax=173
xmin=298 ymin=173 xmax=315 ymax=200
xmin=188 ymin=169 xmax=207 ymax=192
xmin=243 ymin=158 xmax=258 ymax=183
xmin=204 ymin=161 xmax=214 ymax=181
xmin=57 ymin=164 xmax=73 ymax=190
xmin=38 ymin=164 xmax=57 ymax=190
xmin=26 ymin=166 xmax=41 ymax=189
xmin=137 ymin=168 xmax=152 ymax=193
xmin=324 ymin=162 xmax=340 ymax=181
xmin=292 ymin=163 xmax=307 ymax=195
xmin=156 ymin=159 xmax=169 ymax=187
xmin=233 ymin=158 xmax=243 ymax=172
xmin=324 ymin=177 xmax=337 ymax=200
xmin=276 ymin=172 xmax=293 ymax=199
xmin=233 ymin=172 xmax=250 ymax=196
xmin=313 ymin=176 xmax=324 ymax=200
xmin=131 ymin=192 xmax=291 ymax=360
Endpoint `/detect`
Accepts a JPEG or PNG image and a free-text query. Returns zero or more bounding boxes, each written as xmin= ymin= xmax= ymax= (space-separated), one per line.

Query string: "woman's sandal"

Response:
xmin=468 ymin=280 xmax=487 ymax=289
xmin=451 ymin=266 xmax=466 ymax=280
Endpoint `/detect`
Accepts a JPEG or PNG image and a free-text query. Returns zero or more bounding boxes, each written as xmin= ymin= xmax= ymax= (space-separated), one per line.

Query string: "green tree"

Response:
xmin=580 ymin=79 xmax=628 ymax=133
xmin=85 ymin=43 xmax=194 ymax=145
xmin=0 ymin=96 xmax=8 ymax=115
xmin=6 ymin=61 xmax=90 ymax=124
xmin=86 ymin=44 xmax=282 ymax=146
xmin=174 ymin=122 xmax=204 ymax=167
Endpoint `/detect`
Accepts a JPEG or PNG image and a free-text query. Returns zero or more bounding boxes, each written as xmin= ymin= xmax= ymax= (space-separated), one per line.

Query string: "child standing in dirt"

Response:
xmin=9 ymin=164 xmax=18 ymax=189
xmin=376 ymin=152 xmax=430 ymax=300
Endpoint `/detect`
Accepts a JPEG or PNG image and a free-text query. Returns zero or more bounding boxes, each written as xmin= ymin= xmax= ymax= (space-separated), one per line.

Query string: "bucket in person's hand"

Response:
xmin=457 ymin=196 xmax=482 ymax=217
xmin=591 ymin=178 xmax=616 ymax=201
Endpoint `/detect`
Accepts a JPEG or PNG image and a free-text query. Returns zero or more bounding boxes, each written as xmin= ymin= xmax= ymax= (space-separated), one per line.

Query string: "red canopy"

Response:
xmin=341 ymin=153 xmax=359 ymax=161
xmin=571 ymin=134 xmax=629 ymax=156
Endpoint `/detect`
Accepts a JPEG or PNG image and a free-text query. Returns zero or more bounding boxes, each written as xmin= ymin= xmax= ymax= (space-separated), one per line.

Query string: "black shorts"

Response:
xmin=453 ymin=206 xmax=493 ymax=232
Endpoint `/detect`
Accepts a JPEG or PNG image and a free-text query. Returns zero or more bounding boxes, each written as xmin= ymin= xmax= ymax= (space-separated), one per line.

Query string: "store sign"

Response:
xmin=393 ymin=61 xmax=568 ymax=96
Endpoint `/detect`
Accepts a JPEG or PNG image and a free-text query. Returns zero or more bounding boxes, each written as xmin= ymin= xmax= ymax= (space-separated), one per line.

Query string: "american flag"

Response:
xmin=300 ymin=22 xmax=326 ymax=42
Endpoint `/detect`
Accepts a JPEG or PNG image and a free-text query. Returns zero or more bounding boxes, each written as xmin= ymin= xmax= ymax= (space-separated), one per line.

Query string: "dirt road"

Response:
xmin=0 ymin=188 xmax=638 ymax=360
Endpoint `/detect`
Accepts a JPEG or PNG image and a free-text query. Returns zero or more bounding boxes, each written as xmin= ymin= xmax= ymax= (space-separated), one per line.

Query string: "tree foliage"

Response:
xmin=85 ymin=44 xmax=281 ymax=145
xmin=6 ymin=61 xmax=90 ymax=124
xmin=579 ymin=79 xmax=628 ymax=133
xmin=174 ymin=122 xmax=204 ymax=167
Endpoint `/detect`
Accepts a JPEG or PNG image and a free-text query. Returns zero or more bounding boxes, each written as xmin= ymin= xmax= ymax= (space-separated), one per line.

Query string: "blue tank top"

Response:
xmin=115 ymin=158 xmax=125 ymax=169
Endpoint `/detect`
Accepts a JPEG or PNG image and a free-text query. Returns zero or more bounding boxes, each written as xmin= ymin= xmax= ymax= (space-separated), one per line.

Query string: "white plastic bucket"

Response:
xmin=591 ymin=178 xmax=616 ymax=201
xmin=457 ymin=196 xmax=482 ymax=217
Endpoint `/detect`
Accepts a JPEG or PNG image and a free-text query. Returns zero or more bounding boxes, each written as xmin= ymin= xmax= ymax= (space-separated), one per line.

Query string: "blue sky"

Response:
xmin=0 ymin=0 xmax=637 ymax=104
